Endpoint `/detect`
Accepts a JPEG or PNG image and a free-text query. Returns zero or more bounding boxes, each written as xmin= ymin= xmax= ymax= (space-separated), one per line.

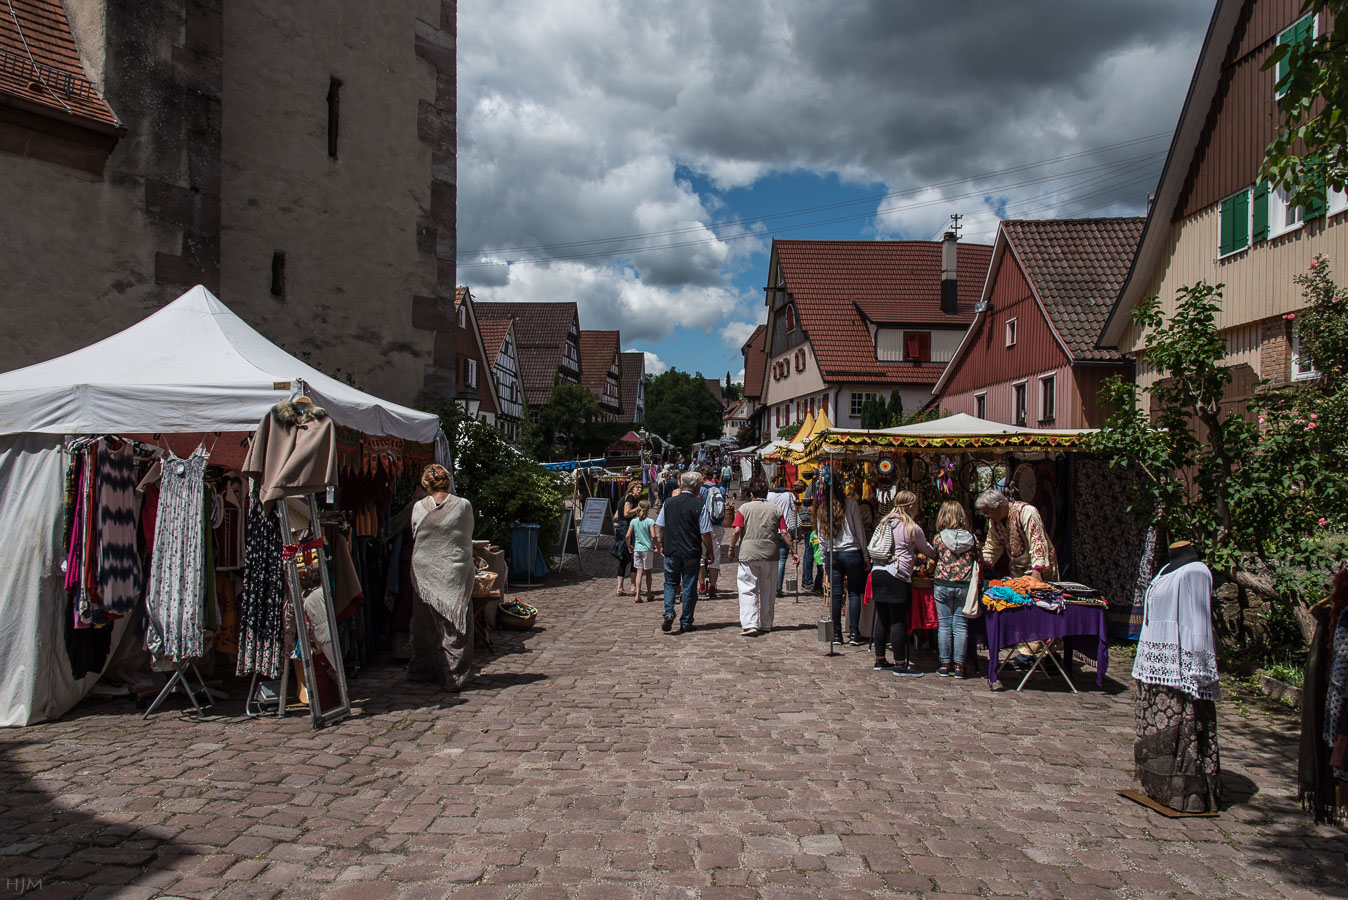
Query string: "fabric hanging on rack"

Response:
xmin=96 ymin=439 xmax=142 ymax=616
xmin=213 ymin=477 xmax=245 ymax=569
xmin=237 ymin=502 xmax=288 ymax=678
xmin=144 ymin=446 xmax=209 ymax=663
xmin=242 ymin=401 xmax=338 ymax=505
xmin=1300 ymin=603 xmax=1348 ymax=824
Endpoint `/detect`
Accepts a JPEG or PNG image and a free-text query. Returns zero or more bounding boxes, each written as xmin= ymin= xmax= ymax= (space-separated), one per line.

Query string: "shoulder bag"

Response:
xmin=866 ymin=516 xmax=895 ymax=562
xmin=961 ymin=563 xmax=983 ymax=619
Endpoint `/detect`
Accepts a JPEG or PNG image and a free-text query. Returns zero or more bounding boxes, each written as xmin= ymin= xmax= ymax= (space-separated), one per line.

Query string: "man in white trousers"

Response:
xmin=726 ymin=479 xmax=798 ymax=637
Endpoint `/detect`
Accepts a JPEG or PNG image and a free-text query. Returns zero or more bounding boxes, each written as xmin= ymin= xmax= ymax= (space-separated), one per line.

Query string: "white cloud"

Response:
xmin=721 ymin=320 xmax=759 ymax=349
xmin=732 ymin=367 xmax=745 ymax=386
xmin=459 ymin=0 xmax=1209 ymax=355
xmin=627 ymin=348 xmax=669 ymax=376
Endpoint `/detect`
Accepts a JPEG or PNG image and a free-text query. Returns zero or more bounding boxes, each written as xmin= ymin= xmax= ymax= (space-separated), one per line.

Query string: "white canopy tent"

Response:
xmin=0 ymin=286 xmax=444 ymax=726
xmin=0 ymin=285 xmax=441 ymax=441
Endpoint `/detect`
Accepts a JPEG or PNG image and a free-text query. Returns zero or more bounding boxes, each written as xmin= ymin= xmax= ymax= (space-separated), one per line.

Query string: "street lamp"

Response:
xmin=455 ymin=388 xmax=482 ymax=420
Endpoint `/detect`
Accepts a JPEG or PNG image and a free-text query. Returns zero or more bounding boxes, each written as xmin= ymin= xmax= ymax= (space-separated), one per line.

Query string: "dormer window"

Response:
xmin=903 ymin=331 xmax=931 ymax=362
xmin=785 ymin=306 xmax=796 ymax=332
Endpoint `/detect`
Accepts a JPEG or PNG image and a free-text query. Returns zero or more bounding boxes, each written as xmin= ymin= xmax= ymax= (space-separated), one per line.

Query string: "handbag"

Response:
xmin=865 ymin=517 xmax=894 ymax=561
xmin=962 ymin=566 xmax=983 ymax=619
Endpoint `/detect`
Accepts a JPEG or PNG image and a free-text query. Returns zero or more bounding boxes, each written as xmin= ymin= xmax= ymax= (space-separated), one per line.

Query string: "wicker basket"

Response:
xmin=497 ymin=599 xmax=537 ymax=631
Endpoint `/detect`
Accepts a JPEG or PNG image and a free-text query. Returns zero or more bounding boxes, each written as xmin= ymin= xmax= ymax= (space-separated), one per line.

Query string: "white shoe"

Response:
xmin=739 ymin=627 xmax=759 ymax=637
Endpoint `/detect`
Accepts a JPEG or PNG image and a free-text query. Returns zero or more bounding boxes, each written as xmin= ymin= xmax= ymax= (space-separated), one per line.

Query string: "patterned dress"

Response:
xmin=236 ymin=502 xmax=289 ymax=678
xmin=144 ymin=447 xmax=208 ymax=663
xmin=982 ymin=500 xmax=1058 ymax=579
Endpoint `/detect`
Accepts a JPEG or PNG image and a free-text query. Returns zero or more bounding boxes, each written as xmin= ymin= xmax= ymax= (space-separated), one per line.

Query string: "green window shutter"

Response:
xmin=1252 ymin=181 xmax=1269 ymax=242
xmin=1233 ymin=190 xmax=1249 ymax=249
xmin=1220 ymin=195 xmax=1235 ymax=255
xmin=1306 ymin=188 xmax=1327 ymax=220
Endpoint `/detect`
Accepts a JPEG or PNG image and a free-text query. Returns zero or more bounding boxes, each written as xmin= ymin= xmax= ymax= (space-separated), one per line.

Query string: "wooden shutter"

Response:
xmin=1233 ymin=189 xmax=1249 ymax=249
xmin=1220 ymin=195 xmax=1233 ymax=255
xmin=1252 ymin=182 xmax=1269 ymax=242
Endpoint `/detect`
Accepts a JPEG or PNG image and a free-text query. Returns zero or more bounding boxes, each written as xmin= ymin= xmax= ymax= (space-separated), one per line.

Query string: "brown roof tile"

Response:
xmin=476 ymin=301 xmax=579 ymax=406
xmin=618 ymin=352 xmax=644 ymax=420
xmin=477 ymin=317 xmax=513 ymax=366
xmin=703 ymin=378 xmax=724 ymax=408
xmin=0 ymin=0 xmax=120 ymax=129
xmin=1001 ymin=218 xmax=1144 ymax=361
xmin=774 ymin=240 xmax=993 ymax=383
xmin=578 ymin=330 xmax=620 ymax=409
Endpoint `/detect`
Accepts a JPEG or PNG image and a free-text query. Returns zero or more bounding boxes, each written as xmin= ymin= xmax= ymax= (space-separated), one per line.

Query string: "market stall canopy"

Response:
xmin=541 ymin=458 xmax=606 ymax=471
xmin=789 ymin=413 xmax=1095 ymax=463
xmin=0 ymin=286 xmax=441 ymax=442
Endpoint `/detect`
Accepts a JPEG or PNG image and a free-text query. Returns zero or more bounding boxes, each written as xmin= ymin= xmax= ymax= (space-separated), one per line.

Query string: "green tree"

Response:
xmin=723 ymin=371 xmax=744 ymax=402
xmin=1259 ymin=1 xmax=1348 ymax=209
xmin=525 ymin=383 xmax=623 ymax=460
xmin=644 ymin=369 xmax=723 ymax=451
xmin=1090 ymin=271 xmax=1348 ymax=606
xmin=419 ymin=401 xmax=568 ymax=553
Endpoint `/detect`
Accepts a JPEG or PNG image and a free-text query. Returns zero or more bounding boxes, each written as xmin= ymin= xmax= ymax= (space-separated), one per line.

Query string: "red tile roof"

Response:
xmin=477 ymin=317 xmax=513 ymax=367
xmin=703 ymin=378 xmax=724 ymax=408
xmin=578 ymin=330 xmax=620 ymax=410
xmin=774 ymin=240 xmax=993 ymax=383
xmin=475 ymin=301 xmax=579 ymax=406
xmin=741 ymin=324 xmax=766 ymax=400
xmin=618 ymin=352 xmax=644 ymax=421
xmin=1001 ymin=218 xmax=1144 ymax=361
xmin=722 ymin=398 xmax=749 ymax=421
xmin=0 ymin=0 xmax=120 ymax=129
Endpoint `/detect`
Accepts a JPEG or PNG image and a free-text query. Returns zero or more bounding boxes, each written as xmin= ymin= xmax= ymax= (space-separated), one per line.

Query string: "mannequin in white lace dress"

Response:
xmin=1132 ymin=541 xmax=1222 ymax=812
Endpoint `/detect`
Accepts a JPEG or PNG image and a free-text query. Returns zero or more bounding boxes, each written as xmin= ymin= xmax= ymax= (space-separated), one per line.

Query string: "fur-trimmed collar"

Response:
xmin=271 ymin=400 xmax=329 ymax=426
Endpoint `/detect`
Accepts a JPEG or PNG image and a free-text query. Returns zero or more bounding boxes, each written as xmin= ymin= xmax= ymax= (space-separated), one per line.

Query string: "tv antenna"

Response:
xmin=948 ymin=213 xmax=963 ymax=241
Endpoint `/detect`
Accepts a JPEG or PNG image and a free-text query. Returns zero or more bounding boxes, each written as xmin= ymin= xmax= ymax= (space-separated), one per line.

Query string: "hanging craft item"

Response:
xmin=991 ymin=463 xmax=1010 ymax=492
xmin=877 ymin=457 xmax=895 ymax=478
xmin=933 ymin=455 xmax=958 ymax=494
xmin=1013 ymin=463 xmax=1037 ymax=501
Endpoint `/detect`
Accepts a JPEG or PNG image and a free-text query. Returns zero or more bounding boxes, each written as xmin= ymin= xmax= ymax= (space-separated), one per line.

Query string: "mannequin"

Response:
xmin=1132 ymin=537 xmax=1222 ymax=812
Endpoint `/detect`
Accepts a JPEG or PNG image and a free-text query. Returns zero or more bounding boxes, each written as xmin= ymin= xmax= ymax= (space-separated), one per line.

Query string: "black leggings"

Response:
xmin=871 ymin=571 xmax=911 ymax=663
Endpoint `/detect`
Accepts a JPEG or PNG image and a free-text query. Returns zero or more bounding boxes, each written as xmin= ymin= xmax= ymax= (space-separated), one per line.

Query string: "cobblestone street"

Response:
xmin=1 ymin=553 xmax=1343 ymax=899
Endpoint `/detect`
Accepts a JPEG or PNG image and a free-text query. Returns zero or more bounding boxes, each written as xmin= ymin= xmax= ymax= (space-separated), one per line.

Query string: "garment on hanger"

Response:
xmin=236 ymin=501 xmax=288 ymax=678
xmin=1132 ymin=557 xmax=1221 ymax=813
xmin=144 ymin=446 xmax=209 ymax=663
xmin=96 ymin=439 xmax=142 ymax=616
xmin=242 ymin=401 xmax=338 ymax=505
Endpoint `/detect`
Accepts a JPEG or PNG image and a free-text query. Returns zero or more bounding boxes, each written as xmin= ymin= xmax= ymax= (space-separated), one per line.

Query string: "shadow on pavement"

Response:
xmin=0 ymin=736 xmax=195 ymax=896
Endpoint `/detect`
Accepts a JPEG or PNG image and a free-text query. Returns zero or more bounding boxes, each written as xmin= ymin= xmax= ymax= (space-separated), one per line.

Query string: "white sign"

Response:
xmin=578 ymin=498 xmax=610 ymax=536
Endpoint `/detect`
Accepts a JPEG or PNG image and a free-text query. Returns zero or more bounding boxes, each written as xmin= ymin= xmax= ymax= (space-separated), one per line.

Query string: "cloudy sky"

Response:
xmin=456 ymin=0 xmax=1214 ymax=384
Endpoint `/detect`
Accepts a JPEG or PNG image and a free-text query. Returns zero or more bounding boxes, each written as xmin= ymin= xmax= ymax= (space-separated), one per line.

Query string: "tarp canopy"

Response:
xmin=788 ymin=413 xmax=1095 ymax=463
xmin=0 ymin=285 xmax=441 ymax=442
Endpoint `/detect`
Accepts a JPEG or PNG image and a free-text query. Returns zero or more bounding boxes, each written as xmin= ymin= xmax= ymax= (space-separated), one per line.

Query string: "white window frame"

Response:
xmin=1329 ymin=185 xmax=1348 ymax=217
xmin=1269 ymin=183 xmax=1305 ymax=238
xmin=457 ymin=305 xmax=467 ymax=328
xmin=1277 ymin=13 xmax=1317 ymax=101
xmin=1012 ymin=380 xmax=1027 ymax=427
xmin=974 ymin=392 xmax=986 ymax=419
xmin=849 ymin=391 xmax=878 ymax=418
xmin=1291 ymin=331 xmax=1319 ymax=381
xmin=466 ymin=358 xmax=478 ymax=388
xmin=1005 ymin=318 xmax=1018 ymax=348
xmin=1038 ymin=374 xmax=1056 ymax=423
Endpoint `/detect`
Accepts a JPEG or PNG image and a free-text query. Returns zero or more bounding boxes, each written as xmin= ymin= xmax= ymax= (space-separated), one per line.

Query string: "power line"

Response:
xmin=457 ymin=148 xmax=1167 ymax=269
xmin=457 ymin=131 xmax=1172 ymax=259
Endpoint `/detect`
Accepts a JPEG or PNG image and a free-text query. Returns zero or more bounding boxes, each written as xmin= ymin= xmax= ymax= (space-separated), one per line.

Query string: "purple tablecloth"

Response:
xmin=968 ymin=604 xmax=1108 ymax=688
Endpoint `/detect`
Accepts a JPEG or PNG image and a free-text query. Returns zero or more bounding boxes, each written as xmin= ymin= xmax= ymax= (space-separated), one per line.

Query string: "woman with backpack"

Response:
xmin=868 ymin=490 xmax=935 ymax=676
xmin=930 ymin=501 xmax=980 ymax=678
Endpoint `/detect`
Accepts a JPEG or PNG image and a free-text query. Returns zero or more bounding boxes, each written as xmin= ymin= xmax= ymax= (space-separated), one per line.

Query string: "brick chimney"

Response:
xmin=940 ymin=231 xmax=958 ymax=315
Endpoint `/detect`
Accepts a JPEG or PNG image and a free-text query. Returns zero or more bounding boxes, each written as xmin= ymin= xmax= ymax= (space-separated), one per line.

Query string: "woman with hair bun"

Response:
xmin=407 ymin=463 xmax=475 ymax=690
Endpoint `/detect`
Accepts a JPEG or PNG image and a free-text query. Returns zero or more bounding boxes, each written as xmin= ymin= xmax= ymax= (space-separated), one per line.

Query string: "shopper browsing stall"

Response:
xmin=815 ymin=480 xmax=869 ymax=646
xmin=408 ymin=464 xmax=476 ymax=691
xmin=726 ymin=479 xmax=796 ymax=637
xmin=931 ymin=501 xmax=980 ymax=678
xmin=869 ymin=491 xmax=934 ymax=676
xmin=975 ymin=488 xmax=1058 ymax=581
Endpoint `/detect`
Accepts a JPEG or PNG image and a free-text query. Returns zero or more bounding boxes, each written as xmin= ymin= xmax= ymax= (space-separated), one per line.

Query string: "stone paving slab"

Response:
xmin=0 ymin=551 xmax=1344 ymax=899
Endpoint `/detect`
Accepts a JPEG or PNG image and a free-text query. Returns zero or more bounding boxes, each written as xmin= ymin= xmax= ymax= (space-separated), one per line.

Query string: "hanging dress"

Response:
xmin=236 ymin=501 xmax=288 ymax=678
xmin=144 ymin=446 xmax=209 ymax=663
xmin=97 ymin=439 xmax=142 ymax=616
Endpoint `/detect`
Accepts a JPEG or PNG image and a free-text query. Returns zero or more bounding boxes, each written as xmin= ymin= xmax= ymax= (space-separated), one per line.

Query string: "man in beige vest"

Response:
xmin=727 ymin=480 xmax=797 ymax=637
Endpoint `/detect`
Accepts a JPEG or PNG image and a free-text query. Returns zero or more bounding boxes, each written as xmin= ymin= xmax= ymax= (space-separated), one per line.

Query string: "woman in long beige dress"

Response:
xmin=408 ymin=464 xmax=476 ymax=690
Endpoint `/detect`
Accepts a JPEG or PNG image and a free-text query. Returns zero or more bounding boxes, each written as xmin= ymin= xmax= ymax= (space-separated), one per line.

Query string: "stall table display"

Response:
xmin=970 ymin=602 xmax=1109 ymax=690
